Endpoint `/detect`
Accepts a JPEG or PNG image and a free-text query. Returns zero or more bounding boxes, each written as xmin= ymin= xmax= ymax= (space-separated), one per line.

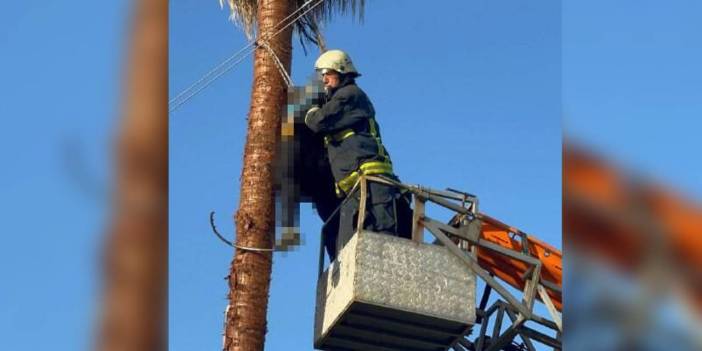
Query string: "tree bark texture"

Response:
xmin=98 ymin=0 xmax=168 ymax=350
xmin=224 ymin=1 xmax=294 ymax=350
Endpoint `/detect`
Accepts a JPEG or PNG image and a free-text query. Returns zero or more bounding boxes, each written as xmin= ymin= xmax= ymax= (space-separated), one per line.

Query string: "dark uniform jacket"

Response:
xmin=304 ymin=80 xmax=390 ymax=185
xmin=305 ymin=78 xmax=412 ymax=257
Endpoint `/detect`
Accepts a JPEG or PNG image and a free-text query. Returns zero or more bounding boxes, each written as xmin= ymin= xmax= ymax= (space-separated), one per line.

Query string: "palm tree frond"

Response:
xmin=220 ymin=0 xmax=365 ymax=50
xmin=295 ymin=0 xmax=364 ymax=52
xmin=300 ymin=0 xmax=365 ymax=25
xmin=220 ymin=0 xmax=258 ymax=40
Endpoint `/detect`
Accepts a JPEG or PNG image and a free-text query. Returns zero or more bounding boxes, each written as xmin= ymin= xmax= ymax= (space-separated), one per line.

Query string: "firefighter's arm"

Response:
xmin=304 ymin=89 xmax=366 ymax=133
xmin=304 ymin=93 xmax=347 ymax=133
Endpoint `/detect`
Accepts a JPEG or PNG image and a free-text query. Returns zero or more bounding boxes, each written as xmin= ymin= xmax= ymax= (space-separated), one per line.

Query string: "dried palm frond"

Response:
xmin=301 ymin=0 xmax=365 ymax=26
xmin=219 ymin=0 xmax=258 ymax=40
xmin=219 ymin=0 xmax=365 ymax=52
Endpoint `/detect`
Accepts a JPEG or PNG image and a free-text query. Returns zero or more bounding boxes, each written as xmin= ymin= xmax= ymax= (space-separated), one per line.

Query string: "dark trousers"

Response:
xmin=335 ymin=181 xmax=412 ymax=259
xmin=313 ymin=191 xmax=342 ymax=262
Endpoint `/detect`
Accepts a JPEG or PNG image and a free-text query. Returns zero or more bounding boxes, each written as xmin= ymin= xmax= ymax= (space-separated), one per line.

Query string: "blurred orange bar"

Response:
xmin=564 ymin=143 xmax=702 ymax=313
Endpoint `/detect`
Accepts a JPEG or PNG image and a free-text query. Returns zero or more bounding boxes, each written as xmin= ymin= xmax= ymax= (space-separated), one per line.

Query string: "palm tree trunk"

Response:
xmin=224 ymin=1 xmax=294 ymax=350
xmin=97 ymin=0 xmax=168 ymax=350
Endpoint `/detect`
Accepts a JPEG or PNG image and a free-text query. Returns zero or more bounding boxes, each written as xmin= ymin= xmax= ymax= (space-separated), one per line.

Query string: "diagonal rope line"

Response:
xmin=169 ymin=46 xmax=257 ymax=112
xmin=170 ymin=0 xmax=316 ymax=108
xmin=169 ymin=46 xmax=254 ymax=111
xmin=169 ymin=0 xmax=325 ymax=113
xmin=257 ymin=40 xmax=293 ymax=87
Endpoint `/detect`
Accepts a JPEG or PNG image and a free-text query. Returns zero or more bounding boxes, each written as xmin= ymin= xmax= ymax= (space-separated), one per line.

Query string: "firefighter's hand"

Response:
xmin=308 ymin=92 xmax=325 ymax=106
xmin=305 ymin=81 xmax=325 ymax=105
xmin=305 ymin=106 xmax=320 ymax=127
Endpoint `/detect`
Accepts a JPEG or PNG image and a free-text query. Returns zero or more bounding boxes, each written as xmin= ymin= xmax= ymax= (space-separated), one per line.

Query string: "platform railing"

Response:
xmin=318 ymin=175 xmax=562 ymax=351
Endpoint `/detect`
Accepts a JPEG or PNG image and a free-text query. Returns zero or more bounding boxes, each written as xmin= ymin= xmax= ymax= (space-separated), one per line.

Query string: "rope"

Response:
xmin=209 ymin=211 xmax=275 ymax=252
xmin=169 ymin=0 xmax=325 ymax=112
xmin=257 ymin=40 xmax=294 ymax=87
xmin=210 ymin=211 xmax=234 ymax=246
xmin=234 ymin=244 xmax=275 ymax=252
xmin=169 ymin=47 xmax=256 ymax=112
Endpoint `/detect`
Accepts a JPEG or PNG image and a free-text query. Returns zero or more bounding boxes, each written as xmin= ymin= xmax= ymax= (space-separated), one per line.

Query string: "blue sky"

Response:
xmin=1 ymin=1 xmax=129 ymax=350
xmin=564 ymin=0 xmax=702 ymax=198
xmin=4 ymin=0 xmax=699 ymax=350
xmin=563 ymin=1 xmax=702 ymax=349
xmin=171 ymin=1 xmax=560 ymax=350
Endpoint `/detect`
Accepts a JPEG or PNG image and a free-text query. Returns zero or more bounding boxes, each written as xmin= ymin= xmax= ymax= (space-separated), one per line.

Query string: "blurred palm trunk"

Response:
xmin=97 ymin=0 xmax=168 ymax=350
xmin=223 ymin=0 xmax=293 ymax=350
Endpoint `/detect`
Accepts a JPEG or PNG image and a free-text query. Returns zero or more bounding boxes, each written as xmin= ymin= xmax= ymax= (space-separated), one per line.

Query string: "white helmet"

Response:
xmin=314 ymin=49 xmax=360 ymax=76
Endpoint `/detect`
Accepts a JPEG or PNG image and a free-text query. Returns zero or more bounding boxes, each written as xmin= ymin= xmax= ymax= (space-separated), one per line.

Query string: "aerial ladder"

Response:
xmin=273 ymin=85 xmax=563 ymax=351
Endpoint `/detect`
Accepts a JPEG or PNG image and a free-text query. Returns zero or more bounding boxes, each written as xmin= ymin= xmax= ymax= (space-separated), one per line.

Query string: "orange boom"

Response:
xmin=477 ymin=213 xmax=563 ymax=311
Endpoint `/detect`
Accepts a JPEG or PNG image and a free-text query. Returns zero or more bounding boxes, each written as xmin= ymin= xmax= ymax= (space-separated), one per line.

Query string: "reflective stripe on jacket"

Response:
xmin=304 ymin=81 xmax=394 ymax=196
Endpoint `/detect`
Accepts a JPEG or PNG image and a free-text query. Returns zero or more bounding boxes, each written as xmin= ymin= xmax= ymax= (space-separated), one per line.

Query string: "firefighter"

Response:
xmin=304 ymin=50 xmax=411 ymax=259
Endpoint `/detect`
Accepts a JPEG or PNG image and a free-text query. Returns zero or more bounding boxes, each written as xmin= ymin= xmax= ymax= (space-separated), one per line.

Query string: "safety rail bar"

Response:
xmin=317 ymin=175 xmax=562 ymax=351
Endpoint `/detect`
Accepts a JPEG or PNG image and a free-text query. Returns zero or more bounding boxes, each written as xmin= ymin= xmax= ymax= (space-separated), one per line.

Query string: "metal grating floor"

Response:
xmin=316 ymin=302 xmax=472 ymax=351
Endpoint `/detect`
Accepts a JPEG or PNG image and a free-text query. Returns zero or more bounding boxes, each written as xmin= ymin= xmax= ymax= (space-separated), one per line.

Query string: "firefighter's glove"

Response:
xmin=304 ymin=106 xmax=320 ymax=127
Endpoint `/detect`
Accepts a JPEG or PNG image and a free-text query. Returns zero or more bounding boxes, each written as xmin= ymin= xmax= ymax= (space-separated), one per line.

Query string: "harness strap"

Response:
xmin=323 ymin=118 xmax=383 ymax=149
xmin=323 ymin=128 xmax=355 ymax=146
xmin=335 ymin=160 xmax=394 ymax=197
